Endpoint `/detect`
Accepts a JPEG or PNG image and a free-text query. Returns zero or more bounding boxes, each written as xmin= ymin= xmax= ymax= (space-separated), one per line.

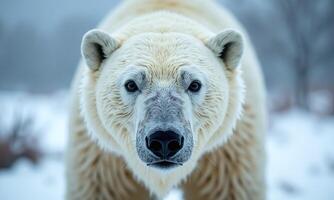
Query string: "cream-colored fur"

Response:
xmin=66 ymin=0 xmax=266 ymax=199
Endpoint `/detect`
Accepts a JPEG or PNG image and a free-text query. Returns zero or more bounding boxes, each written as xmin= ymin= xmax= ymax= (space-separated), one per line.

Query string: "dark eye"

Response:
xmin=188 ymin=80 xmax=201 ymax=92
xmin=125 ymin=80 xmax=139 ymax=92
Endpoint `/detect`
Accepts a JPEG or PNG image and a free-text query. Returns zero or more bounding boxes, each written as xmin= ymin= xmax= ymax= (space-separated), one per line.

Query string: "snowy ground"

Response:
xmin=0 ymin=91 xmax=333 ymax=200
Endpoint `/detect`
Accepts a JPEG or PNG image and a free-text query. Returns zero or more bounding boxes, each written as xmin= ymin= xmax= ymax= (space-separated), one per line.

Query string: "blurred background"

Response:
xmin=0 ymin=0 xmax=333 ymax=199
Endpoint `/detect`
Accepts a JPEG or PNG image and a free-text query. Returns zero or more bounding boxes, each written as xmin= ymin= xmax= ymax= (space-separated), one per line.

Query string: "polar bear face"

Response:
xmin=80 ymin=29 xmax=244 ymax=172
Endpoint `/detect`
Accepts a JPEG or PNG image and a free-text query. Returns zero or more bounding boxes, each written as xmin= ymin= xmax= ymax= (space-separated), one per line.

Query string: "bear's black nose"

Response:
xmin=146 ymin=130 xmax=184 ymax=159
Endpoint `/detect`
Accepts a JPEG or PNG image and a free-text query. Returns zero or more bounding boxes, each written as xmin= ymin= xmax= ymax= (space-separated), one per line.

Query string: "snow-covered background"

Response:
xmin=0 ymin=91 xmax=333 ymax=200
xmin=0 ymin=0 xmax=333 ymax=199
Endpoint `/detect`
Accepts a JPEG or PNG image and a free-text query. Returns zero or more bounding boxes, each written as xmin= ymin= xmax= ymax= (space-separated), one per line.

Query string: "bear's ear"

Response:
xmin=207 ymin=29 xmax=244 ymax=70
xmin=81 ymin=29 xmax=119 ymax=70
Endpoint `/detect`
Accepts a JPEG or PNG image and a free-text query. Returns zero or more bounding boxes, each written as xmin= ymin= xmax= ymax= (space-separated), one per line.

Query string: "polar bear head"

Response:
xmin=79 ymin=28 xmax=244 ymax=180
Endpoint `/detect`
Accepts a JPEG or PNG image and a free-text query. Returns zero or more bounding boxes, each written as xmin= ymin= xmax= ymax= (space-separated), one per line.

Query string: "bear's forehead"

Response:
xmin=117 ymin=32 xmax=211 ymax=75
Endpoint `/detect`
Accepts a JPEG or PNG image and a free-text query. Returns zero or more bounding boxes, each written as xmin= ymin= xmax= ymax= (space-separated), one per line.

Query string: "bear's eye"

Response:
xmin=125 ymin=80 xmax=139 ymax=92
xmin=188 ymin=80 xmax=202 ymax=93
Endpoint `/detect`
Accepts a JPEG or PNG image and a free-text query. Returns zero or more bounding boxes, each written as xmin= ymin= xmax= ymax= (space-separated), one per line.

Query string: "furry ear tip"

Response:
xmin=81 ymin=29 xmax=118 ymax=71
xmin=82 ymin=29 xmax=107 ymax=39
xmin=208 ymin=29 xmax=244 ymax=70
xmin=219 ymin=29 xmax=244 ymax=42
xmin=223 ymin=29 xmax=243 ymax=36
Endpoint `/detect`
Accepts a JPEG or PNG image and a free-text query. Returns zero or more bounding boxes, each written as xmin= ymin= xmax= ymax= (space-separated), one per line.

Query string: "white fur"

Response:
xmin=67 ymin=0 xmax=266 ymax=199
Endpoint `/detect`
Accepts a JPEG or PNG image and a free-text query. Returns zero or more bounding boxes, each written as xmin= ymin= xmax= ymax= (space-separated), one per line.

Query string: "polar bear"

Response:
xmin=66 ymin=0 xmax=266 ymax=199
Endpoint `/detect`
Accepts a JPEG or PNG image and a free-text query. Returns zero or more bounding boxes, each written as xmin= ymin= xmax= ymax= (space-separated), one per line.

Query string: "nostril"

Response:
xmin=150 ymin=140 xmax=162 ymax=152
xmin=168 ymin=140 xmax=181 ymax=152
xmin=146 ymin=136 xmax=163 ymax=157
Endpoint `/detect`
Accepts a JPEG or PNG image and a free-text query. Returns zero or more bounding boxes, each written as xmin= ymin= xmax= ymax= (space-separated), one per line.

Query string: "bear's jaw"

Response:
xmin=126 ymin=153 xmax=197 ymax=198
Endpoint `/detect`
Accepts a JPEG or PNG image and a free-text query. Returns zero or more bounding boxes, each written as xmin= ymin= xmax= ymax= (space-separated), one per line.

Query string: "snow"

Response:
xmin=0 ymin=91 xmax=68 ymax=154
xmin=0 ymin=91 xmax=334 ymax=200
xmin=267 ymin=110 xmax=334 ymax=200
xmin=0 ymin=158 xmax=64 ymax=200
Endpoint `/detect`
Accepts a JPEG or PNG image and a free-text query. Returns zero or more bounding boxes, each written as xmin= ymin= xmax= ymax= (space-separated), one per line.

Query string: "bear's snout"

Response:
xmin=136 ymin=123 xmax=193 ymax=170
xmin=134 ymin=87 xmax=193 ymax=169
